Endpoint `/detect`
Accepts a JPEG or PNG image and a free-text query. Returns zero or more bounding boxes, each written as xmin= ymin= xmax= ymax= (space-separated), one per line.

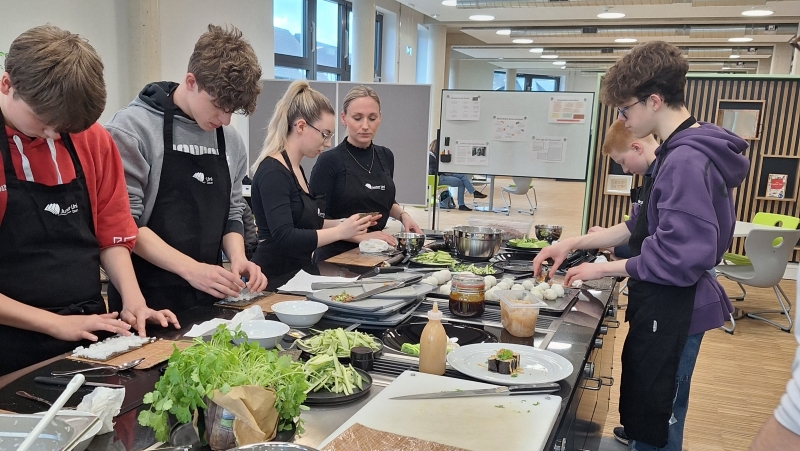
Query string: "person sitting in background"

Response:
xmin=587 ymin=120 xmax=658 ymax=263
xmin=427 ymin=139 xmax=487 ymax=211
xmin=250 ymin=81 xmax=373 ymax=284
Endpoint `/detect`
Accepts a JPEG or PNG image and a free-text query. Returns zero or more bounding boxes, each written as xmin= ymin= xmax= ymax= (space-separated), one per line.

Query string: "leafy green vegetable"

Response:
xmin=451 ymin=263 xmax=496 ymax=275
xmin=138 ymin=325 xmax=308 ymax=442
xmin=496 ymin=348 xmax=514 ymax=361
xmin=400 ymin=343 xmax=421 ymax=356
xmin=296 ymin=328 xmax=380 ymax=358
xmin=508 ymin=238 xmax=550 ymax=249
xmin=412 ymin=251 xmax=456 ymax=265
xmin=303 ymin=354 xmax=365 ymax=395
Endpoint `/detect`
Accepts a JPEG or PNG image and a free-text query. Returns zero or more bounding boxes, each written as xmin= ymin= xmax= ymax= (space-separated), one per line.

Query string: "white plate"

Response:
xmin=446 ymin=343 xmax=573 ymax=385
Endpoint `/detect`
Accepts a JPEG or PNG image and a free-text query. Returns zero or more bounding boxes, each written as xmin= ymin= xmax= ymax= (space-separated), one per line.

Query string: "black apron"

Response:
xmin=0 ymin=119 xmax=106 ymax=375
xmin=619 ymin=117 xmax=698 ymax=447
xmin=314 ymin=141 xmax=396 ymax=262
xmin=253 ymin=151 xmax=325 ymax=283
xmin=108 ymin=85 xmax=231 ymax=313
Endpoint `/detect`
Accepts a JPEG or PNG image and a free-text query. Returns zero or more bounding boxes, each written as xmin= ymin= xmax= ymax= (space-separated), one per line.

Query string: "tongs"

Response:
xmin=51 ymin=357 xmax=144 ymax=377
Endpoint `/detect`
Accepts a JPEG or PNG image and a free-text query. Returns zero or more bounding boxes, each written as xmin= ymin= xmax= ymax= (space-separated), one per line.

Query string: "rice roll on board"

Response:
xmin=488 ymin=348 xmax=521 ymax=375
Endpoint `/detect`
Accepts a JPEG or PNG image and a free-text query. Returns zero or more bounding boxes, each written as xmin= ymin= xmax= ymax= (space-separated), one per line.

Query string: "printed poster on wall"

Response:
xmin=445 ymin=94 xmax=481 ymax=121
xmin=492 ymin=115 xmax=527 ymax=142
xmin=548 ymin=95 xmax=588 ymax=124
xmin=454 ymin=140 xmax=489 ymax=166
xmin=531 ymin=136 xmax=567 ymax=163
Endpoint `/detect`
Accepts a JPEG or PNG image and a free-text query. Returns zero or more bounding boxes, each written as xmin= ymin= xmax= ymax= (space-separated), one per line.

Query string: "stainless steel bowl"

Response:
xmin=452 ymin=226 xmax=503 ymax=262
xmin=394 ymin=232 xmax=426 ymax=255
xmin=534 ymin=224 xmax=564 ymax=243
xmin=228 ymin=444 xmax=319 ymax=451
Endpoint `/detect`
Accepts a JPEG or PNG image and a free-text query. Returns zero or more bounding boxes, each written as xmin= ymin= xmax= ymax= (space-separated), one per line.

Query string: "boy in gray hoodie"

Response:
xmin=105 ymin=24 xmax=267 ymax=315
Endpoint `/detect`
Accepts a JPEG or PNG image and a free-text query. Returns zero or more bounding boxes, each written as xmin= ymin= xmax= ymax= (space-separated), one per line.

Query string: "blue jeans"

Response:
xmin=438 ymin=174 xmax=475 ymax=206
xmin=629 ymin=332 xmax=705 ymax=451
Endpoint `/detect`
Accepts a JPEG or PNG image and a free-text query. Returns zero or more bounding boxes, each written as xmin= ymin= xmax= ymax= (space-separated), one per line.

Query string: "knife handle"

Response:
xmin=508 ymin=383 xmax=561 ymax=394
xmin=35 ymin=376 xmax=79 ymax=387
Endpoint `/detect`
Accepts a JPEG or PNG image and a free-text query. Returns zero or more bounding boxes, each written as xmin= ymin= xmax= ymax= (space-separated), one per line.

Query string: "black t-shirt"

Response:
xmin=309 ymin=139 xmax=395 ymax=219
xmin=251 ymin=157 xmax=318 ymax=278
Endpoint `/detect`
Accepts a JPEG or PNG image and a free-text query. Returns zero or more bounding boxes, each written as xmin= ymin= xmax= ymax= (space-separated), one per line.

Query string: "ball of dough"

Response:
xmin=544 ymin=288 xmax=558 ymax=300
xmin=552 ymin=283 xmax=565 ymax=297
xmin=511 ymin=284 xmax=525 ymax=291
xmin=439 ymin=282 xmax=452 ymax=294
xmin=536 ymin=282 xmax=550 ymax=291
xmin=484 ymin=275 xmax=497 ymax=289
xmin=485 ymin=287 xmax=500 ymax=301
xmin=531 ymin=288 xmax=545 ymax=299
xmin=521 ymin=280 xmax=535 ymax=290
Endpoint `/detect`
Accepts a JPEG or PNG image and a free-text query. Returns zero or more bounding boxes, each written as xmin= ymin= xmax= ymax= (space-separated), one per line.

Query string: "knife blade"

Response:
xmin=390 ymin=382 xmax=561 ymax=400
xmin=35 ymin=376 xmax=124 ymax=389
xmin=310 ymin=278 xmax=398 ymax=290
xmin=348 ymin=281 xmax=404 ymax=302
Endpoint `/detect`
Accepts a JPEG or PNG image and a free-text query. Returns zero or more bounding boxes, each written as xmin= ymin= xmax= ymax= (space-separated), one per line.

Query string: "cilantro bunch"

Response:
xmin=138 ymin=326 xmax=309 ymax=441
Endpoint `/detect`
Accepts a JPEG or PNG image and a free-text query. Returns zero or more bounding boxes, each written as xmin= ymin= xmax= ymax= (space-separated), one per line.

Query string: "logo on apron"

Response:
xmin=364 ymin=183 xmax=385 ymax=190
xmin=317 ymin=207 xmax=325 ymax=218
xmin=0 ymin=184 xmax=6 ymax=192
xmin=44 ymin=203 xmax=78 ymax=216
xmin=192 ymin=172 xmax=214 ymax=185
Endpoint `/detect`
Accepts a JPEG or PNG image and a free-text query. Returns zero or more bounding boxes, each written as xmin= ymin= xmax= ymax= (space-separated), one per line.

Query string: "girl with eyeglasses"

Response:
xmin=250 ymin=81 xmax=373 ymax=283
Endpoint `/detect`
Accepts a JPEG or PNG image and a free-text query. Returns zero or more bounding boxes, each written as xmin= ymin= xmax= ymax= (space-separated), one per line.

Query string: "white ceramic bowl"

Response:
xmin=271 ymin=301 xmax=328 ymax=327
xmin=237 ymin=320 xmax=290 ymax=349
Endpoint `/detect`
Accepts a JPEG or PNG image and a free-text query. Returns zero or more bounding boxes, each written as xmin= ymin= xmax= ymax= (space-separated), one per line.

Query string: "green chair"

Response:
xmin=721 ymin=212 xmax=799 ymax=300
xmin=426 ymin=175 xmax=450 ymax=211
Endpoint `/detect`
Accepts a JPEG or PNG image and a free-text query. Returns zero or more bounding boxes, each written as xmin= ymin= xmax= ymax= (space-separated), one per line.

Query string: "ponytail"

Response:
xmin=252 ymin=80 xmax=335 ymax=172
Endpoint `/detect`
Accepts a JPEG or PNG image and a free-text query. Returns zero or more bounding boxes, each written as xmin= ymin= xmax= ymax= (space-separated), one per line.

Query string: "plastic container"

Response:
xmin=418 ymin=301 xmax=447 ymax=375
xmin=449 ymin=273 xmax=486 ymax=318
xmin=497 ymin=290 xmax=547 ymax=338
xmin=467 ymin=217 xmax=534 ymax=240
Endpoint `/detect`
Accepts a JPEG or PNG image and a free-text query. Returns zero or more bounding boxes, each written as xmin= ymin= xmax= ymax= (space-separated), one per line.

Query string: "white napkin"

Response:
xmin=183 ymin=305 xmax=265 ymax=338
xmin=277 ymin=270 xmax=358 ymax=293
xmin=76 ymin=387 xmax=125 ymax=434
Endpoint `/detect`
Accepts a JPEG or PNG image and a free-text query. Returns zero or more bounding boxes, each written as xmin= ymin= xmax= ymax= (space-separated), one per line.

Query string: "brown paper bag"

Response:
xmin=204 ymin=385 xmax=279 ymax=450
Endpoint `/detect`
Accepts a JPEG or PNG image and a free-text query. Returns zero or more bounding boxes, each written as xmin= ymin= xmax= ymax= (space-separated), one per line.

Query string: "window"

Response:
xmin=492 ymin=71 xmax=505 ymax=90
xmin=274 ymin=0 xmax=384 ymax=82
xmin=515 ymin=73 xmax=560 ymax=92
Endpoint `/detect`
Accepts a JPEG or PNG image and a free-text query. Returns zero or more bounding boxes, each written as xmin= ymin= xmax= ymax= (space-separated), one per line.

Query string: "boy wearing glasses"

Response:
xmin=534 ymin=41 xmax=750 ymax=450
xmin=105 ymin=25 xmax=267 ymax=315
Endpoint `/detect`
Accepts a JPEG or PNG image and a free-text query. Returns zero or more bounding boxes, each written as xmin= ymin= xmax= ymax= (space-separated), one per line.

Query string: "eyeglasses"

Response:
xmin=790 ymin=35 xmax=800 ymax=51
xmin=617 ymin=99 xmax=646 ymax=120
xmin=301 ymin=121 xmax=333 ymax=142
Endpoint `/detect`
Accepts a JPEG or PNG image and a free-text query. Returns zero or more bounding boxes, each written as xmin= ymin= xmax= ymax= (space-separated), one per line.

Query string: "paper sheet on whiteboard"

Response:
xmin=492 ymin=115 xmax=527 ymax=142
xmin=446 ymin=94 xmax=481 ymax=121
xmin=548 ymin=95 xmax=588 ymax=123
xmin=455 ymin=140 xmax=489 ymax=166
xmin=531 ymin=136 xmax=566 ymax=163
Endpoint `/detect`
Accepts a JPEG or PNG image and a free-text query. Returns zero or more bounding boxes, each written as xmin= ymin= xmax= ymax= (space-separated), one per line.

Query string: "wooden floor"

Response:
xmin=397 ymin=177 xmax=798 ymax=451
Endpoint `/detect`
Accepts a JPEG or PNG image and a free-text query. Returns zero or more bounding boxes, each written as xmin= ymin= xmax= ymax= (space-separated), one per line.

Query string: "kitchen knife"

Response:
xmin=35 ymin=376 xmax=124 ymax=389
xmin=347 ymin=274 xmax=422 ymax=302
xmin=390 ymin=383 xmax=561 ymax=400
xmin=310 ymin=278 xmax=398 ymax=290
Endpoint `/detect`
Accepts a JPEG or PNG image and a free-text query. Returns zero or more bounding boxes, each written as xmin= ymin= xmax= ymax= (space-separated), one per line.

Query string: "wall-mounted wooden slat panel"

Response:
xmin=587 ymin=75 xmax=800 ymax=261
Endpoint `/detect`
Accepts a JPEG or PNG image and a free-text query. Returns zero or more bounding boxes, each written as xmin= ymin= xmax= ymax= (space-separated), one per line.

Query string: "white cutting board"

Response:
xmin=318 ymin=371 xmax=561 ymax=451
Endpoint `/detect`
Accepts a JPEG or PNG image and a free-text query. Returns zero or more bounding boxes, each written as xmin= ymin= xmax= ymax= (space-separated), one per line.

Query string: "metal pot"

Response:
xmin=393 ymin=232 xmax=426 ymax=255
xmin=534 ymin=225 xmax=563 ymax=243
xmin=452 ymin=226 xmax=503 ymax=262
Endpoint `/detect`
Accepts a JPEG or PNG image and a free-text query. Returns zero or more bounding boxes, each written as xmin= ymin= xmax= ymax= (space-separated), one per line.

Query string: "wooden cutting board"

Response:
xmin=325 ymin=248 xmax=391 ymax=267
xmin=319 ymin=371 xmax=562 ymax=451
xmin=214 ymin=293 xmax=305 ymax=312
xmin=67 ymin=339 xmax=193 ymax=369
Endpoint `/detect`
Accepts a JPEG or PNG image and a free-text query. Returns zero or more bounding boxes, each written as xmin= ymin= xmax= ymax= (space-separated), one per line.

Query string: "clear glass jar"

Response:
xmin=449 ymin=273 xmax=485 ymax=318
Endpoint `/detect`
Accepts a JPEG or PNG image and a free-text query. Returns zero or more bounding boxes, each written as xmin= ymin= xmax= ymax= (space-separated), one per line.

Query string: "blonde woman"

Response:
xmin=309 ymin=85 xmax=421 ymax=262
xmin=251 ymin=81 xmax=373 ymax=281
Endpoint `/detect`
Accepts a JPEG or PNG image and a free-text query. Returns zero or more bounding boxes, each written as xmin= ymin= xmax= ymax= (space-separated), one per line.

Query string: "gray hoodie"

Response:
xmin=105 ymin=82 xmax=246 ymax=236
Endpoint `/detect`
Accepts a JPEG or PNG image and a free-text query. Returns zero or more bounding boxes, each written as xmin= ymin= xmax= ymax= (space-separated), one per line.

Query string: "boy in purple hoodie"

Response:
xmin=534 ymin=41 xmax=750 ymax=451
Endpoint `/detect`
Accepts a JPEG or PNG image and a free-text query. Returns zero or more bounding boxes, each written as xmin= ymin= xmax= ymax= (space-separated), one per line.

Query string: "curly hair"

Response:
xmin=6 ymin=24 xmax=105 ymax=133
xmin=188 ymin=24 xmax=262 ymax=116
xmin=600 ymin=41 xmax=688 ymax=109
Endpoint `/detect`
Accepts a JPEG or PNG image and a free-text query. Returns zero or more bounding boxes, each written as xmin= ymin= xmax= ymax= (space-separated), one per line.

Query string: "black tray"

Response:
xmin=382 ymin=322 xmax=498 ymax=354
xmin=303 ymin=368 xmax=372 ymax=406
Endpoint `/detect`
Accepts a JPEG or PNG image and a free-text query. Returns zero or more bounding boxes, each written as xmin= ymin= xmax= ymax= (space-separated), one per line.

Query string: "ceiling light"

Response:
xmin=561 ymin=66 xmax=567 ymax=69
xmin=597 ymin=12 xmax=626 ymax=19
xmin=441 ymin=0 xmax=457 ymax=6
xmin=615 ymin=38 xmax=637 ymax=43
xmin=729 ymin=54 xmax=741 ymax=59
xmin=529 ymin=48 xmax=544 ymax=53
xmin=496 ymin=29 xmax=511 ymax=35
xmin=728 ymin=37 xmax=753 ymax=42
xmin=513 ymin=38 xmax=534 ymax=44
xmin=552 ymin=61 xmax=566 ymax=65
xmin=469 ymin=15 xmax=495 ymax=21
xmin=540 ymin=54 xmax=559 ymax=59
xmin=741 ymin=9 xmax=773 ymax=17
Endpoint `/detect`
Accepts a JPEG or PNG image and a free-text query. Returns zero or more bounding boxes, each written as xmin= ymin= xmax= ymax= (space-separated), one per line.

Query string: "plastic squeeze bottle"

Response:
xmin=418 ymin=301 xmax=447 ymax=375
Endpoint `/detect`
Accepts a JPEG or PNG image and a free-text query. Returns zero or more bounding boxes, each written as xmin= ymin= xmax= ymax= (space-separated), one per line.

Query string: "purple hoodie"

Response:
xmin=625 ymin=123 xmax=750 ymax=335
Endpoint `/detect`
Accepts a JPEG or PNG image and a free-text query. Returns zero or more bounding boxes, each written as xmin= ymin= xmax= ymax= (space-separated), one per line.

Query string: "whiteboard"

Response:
xmin=249 ymin=80 xmax=430 ymax=205
xmin=438 ymin=90 xmax=595 ymax=180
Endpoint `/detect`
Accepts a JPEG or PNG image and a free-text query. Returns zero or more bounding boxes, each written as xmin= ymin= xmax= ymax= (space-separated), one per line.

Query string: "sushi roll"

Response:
xmin=488 ymin=348 xmax=521 ymax=375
